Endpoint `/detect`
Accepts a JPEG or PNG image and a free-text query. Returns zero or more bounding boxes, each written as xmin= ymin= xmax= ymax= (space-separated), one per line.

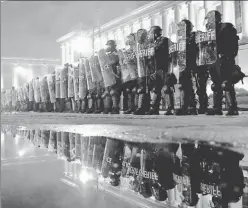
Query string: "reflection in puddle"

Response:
xmin=1 ymin=125 xmax=248 ymax=208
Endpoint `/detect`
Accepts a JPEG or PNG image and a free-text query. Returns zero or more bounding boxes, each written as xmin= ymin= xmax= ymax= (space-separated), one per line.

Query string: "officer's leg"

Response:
xmin=133 ymin=78 xmax=149 ymax=115
xmin=161 ymin=85 xmax=174 ymax=115
xmin=132 ymin=85 xmax=138 ymax=112
xmin=86 ymin=90 xmax=95 ymax=114
xmin=110 ymin=87 xmax=120 ymax=114
xmin=188 ymin=77 xmax=198 ymax=116
xmin=123 ymin=87 xmax=132 ymax=114
xmin=102 ymin=88 xmax=112 ymax=114
xmin=147 ymin=84 xmax=161 ymax=115
xmin=80 ymin=96 xmax=87 ymax=113
xmin=196 ymin=69 xmax=209 ymax=114
xmin=205 ymin=82 xmax=223 ymax=115
xmin=122 ymin=83 xmax=128 ymax=112
xmin=222 ymin=81 xmax=239 ymax=116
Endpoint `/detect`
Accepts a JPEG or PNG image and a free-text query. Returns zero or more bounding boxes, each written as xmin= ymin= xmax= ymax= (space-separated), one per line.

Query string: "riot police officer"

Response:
xmin=105 ymin=40 xmax=122 ymax=114
xmin=174 ymin=19 xmax=198 ymax=116
xmin=145 ymin=26 xmax=171 ymax=115
xmin=204 ymin=10 xmax=242 ymax=116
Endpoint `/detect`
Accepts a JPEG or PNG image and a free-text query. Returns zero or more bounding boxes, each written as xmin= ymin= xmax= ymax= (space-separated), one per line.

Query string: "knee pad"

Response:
xmin=137 ymin=86 xmax=145 ymax=94
xmin=162 ymin=86 xmax=172 ymax=94
xmin=132 ymin=87 xmax=137 ymax=93
xmin=126 ymin=88 xmax=131 ymax=93
xmin=101 ymin=91 xmax=109 ymax=99
xmin=211 ymin=83 xmax=221 ymax=92
xmin=178 ymin=84 xmax=183 ymax=90
xmin=87 ymin=94 xmax=92 ymax=99
xmin=221 ymin=81 xmax=234 ymax=91
xmin=110 ymin=89 xmax=116 ymax=96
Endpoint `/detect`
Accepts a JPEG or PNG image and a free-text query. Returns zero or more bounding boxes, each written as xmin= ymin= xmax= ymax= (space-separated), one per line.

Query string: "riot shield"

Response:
xmin=91 ymin=137 xmax=106 ymax=173
xmin=84 ymin=58 xmax=96 ymax=91
xmin=60 ymin=65 xmax=68 ymax=99
xmin=47 ymin=73 xmax=56 ymax=103
xmin=89 ymin=55 xmax=103 ymax=83
xmin=69 ymin=133 xmax=76 ymax=161
xmin=11 ymin=88 xmax=17 ymax=108
xmin=41 ymin=130 xmax=50 ymax=149
xmin=55 ymin=67 xmax=61 ymax=99
xmin=195 ymin=28 xmax=217 ymax=67
xmin=39 ymin=76 xmax=49 ymax=103
xmin=48 ymin=131 xmax=57 ymax=153
xmin=78 ymin=59 xmax=87 ymax=99
xmin=28 ymin=80 xmax=34 ymax=102
xmin=73 ymin=63 xmax=80 ymax=101
xmin=24 ymin=83 xmax=29 ymax=102
xmin=75 ymin=134 xmax=81 ymax=161
xmin=117 ymin=49 xmax=132 ymax=83
xmin=98 ymin=49 xmax=117 ymax=88
xmin=34 ymin=78 xmax=41 ymax=103
xmin=68 ymin=65 xmax=74 ymax=98
xmin=136 ymin=29 xmax=149 ymax=78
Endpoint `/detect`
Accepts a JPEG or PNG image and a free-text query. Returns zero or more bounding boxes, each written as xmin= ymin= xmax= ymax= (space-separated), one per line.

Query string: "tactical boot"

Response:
xmin=133 ymin=94 xmax=146 ymax=115
xmin=86 ymin=95 xmax=95 ymax=114
xmin=134 ymin=93 xmax=139 ymax=111
xmin=103 ymin=95 xmax=112 ymax=114
xmin=60 ymin=98 xmax=66 ymax=113
xmin=124 ymin=93 xmax=134 ymax=114
xmin=81 ymin=98 xmax=87 ymax=113
xmin=175 ymin=89 xmax=190 ymax=116
xmin=146 ymin=92 xmax=160 ymax=115
xmin=164 ymin=93 xmax=174 ymax=116
xmin=206 ymin=91 xmax=223 ymax=115
xmin=225 ymin=91 xmax=239 ymax=116
xmin=122 ymin=91 xmax=128 ymax=112
xmin=94 ymin=97 xmax=103 ymax=114
xmin=111 ymin=95 xmax=120 ymax=114
xmin=54 ymin=99 xmax=60 ymax=112
xmin=70 ymin=98 xmax=76 ymax=113
xmin=74 ymin=100 xmax=80 ymax=113
xmin=198 ymin=94 xmax=208 ymax=114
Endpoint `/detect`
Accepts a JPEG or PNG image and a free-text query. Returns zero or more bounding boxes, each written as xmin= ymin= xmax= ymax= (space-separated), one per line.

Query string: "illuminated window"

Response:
xmin=169 ymin=22 xmax=177 ymax=42
xmin=179 ymin=3 xmax=188 ymax=21
xmin=235 ymin=0 xmax=242 ymax=33
xmin=133 ymin=21 xmax=140 ymax=34
xmin=196 ymin=7 xmax=205 ymax=31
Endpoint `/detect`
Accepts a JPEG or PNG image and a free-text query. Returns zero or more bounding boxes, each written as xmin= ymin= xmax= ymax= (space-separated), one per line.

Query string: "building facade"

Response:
xmin=1 ymin=57 xmax=60 ymax=90
xmin=57 ymin=0 xmax=248 ymax=91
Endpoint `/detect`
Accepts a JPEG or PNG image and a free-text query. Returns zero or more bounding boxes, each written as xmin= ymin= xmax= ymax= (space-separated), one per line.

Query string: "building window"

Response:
xmin=196 ymin=7 xmax=205 ymax=31
xmin=235 ymin=0 xmax=242 ymax=33
xmin=168 ymin=22 xmax=177 ymax=42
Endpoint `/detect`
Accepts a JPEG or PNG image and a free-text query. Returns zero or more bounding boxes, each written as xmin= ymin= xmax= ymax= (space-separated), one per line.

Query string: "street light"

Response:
xmin=72 ymin=36 xmax=92 ymax=58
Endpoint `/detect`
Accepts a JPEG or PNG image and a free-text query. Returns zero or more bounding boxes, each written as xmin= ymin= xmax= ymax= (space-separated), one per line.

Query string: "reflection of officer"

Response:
xmin=105 ymin=40 xmax=122 ymax=114
xmin=175 ymin=20 xmax=197 ymax=116
xmin=205 ymin=10 xmax=241 ymax=116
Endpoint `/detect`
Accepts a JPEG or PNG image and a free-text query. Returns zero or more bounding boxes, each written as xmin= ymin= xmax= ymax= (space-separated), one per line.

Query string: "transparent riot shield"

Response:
xmin=79 ymin=59 xmax=87 ymax=99
xmin=73 ymin=63 xmax=80 ymax=101
xmin=55 ymin=67 xmax=61 ymax=99
xmin=84 ymin=58 xmax=96 ymax=91
xmin=68 ymin=65 xmax=74 ymax=98
xmin=47 ymin=73 xmax=56 ymax=103
xmin=98 ymin=49 xmax=117 ymax=88
xmin=60 ymin=65 xmax=68 ymax=99
xmin=28 ymin=79 xmax=34 ymax=102
xmin=89 ymin=55 xmax=103 ymax=83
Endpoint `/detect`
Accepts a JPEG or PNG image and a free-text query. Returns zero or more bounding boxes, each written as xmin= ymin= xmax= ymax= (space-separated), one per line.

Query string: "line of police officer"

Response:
xmin=1 ymin=10 xmax=245 ymax=116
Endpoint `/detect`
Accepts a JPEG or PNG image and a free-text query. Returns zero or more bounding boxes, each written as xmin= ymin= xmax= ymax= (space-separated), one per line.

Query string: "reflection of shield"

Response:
xmin=75 ymin=134 xmax=81 ymax=160
xmin=101 ymin=139 xmax=124 ymax=184
xmin=73 ymin=64 xmax=80 ymax=101
xmin=98 ymin=49 xmax=117 ymax=88
xmin=47 ymin=74 xmax=56 ymax=103
xmin=195 ymin=29 xmax=217 ymax=66
xmin=68 ymin=66 xmax=74 ymax=98
xmin=89 ymin=55 xmax=103 ymax=83
xmin=55 ymin=68 xmax=61 ymax=99
xmin=79 ymin=59 xmax=87 ymax=99
xmin=84 ymin=58 xmax=96 ymax=91
xmin=11 ymin=88 xmax=17 ymax=107
xmin=60 ymin=66 xmax=68 ymax=99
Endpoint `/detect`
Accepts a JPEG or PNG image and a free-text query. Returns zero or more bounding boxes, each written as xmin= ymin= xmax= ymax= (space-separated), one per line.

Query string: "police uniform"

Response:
xmin=205 ymin=10 xmax=241 ymax=116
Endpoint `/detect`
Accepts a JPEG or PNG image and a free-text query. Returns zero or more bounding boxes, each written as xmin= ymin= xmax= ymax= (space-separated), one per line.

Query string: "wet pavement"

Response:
xmin=1 ymin=126 xmax=248 ymax=208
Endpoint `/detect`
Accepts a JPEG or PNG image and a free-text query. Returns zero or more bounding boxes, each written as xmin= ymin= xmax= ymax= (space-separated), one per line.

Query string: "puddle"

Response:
xmin=1 ymin=125 xmax=248 ymax=208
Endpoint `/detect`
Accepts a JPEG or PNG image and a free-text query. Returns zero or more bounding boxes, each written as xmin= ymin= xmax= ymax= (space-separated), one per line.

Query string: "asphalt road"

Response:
xmin=1 ymin=133 xmax=142 ymax=208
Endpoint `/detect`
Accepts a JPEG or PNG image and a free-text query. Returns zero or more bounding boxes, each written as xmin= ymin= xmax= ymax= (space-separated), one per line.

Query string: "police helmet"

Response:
xmin=178 ymin=19 xmax=194 ymax=32
xmin=125 ymin=33 xmax=136 ymax=45
xmin=137 ymin=29 xmax=148 ymax=43
xmin=149 ymin=26 xmax=162 ymax=36
xmin=205 ymin=10 xmax=222 ymax=23
xmin=106 ymin=40 xmax=116 ymax=46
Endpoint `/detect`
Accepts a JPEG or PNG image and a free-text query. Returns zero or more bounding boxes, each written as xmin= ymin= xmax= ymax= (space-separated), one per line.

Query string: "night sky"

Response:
xmin=1 ymin=1 xmax=149 ymax=60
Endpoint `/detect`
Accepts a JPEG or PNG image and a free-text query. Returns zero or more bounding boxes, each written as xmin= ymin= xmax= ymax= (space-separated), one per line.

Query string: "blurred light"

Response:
xmin=15 ymin=135 xmax=20 ymax=145
xmin=79 ymin=169 xmax=93 ymax=184
xmin=1 ymin=133 xmax=5 ymax=144
xmin=171 ymin=34 xmax=177 ymax=42
xmin=72 ymin=36 xmax=91 ymax=54
xmin=18 ymin=150 xmax=25 ymax=157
